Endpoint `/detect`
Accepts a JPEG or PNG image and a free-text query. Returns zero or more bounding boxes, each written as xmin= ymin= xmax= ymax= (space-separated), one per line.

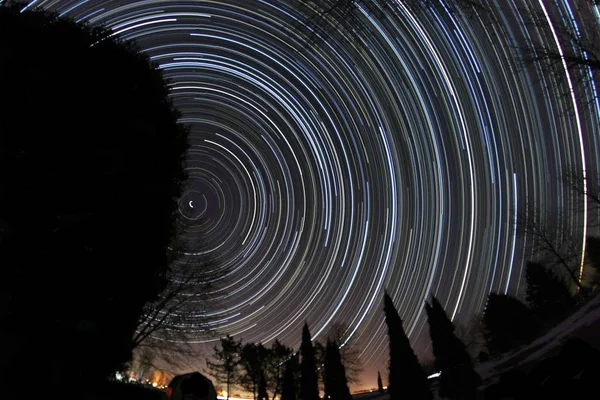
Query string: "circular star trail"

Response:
xmin=22 ymin=0 xmax=600 ymax=389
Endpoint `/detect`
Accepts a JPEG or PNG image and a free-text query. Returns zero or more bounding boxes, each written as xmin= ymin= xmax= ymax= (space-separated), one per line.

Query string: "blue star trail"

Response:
xmin=20 ymin=0 xmax=599 ymax=389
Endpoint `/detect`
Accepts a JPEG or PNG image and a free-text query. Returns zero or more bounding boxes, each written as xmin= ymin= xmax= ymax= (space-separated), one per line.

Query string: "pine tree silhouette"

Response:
xmin=300 ymin=323 xmax=320 ymax=400
xmin=323 ymin=340 xmax=352 ymax=400
xmin=383 ymin=291 xmax=431 ymax=400
xmin=281 ymin=356 xmax=299 ymax=400
xmin=426 ymin=296 xmax=480 ymax=400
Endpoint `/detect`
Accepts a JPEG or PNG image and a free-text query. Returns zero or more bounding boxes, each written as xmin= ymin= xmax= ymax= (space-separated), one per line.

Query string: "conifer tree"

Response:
xmin=525 ymin=262 xmax=575 ymax=324
xmin=300 ymin=323 xmax=320 ymax=400
xmin=281 ymin=355 xmax=299 ymax=400
xmin=426 ymin=296 xmax=480 ymax=400
xmin=323 ymin=340 xmax=352 ymax=400
xmin=383 ymin=291 xmax=431 ymax=400
xmin=377 ymin=371 xmax=384 ymax=394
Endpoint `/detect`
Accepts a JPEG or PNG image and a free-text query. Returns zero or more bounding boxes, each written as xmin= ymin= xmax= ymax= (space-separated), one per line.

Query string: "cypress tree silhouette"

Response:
xmin=281 ymin=356 xmax=299 ymax=400
xmin=300 ymin=323 xmax=320 ymax=400
xmin=323 ymin=340 xmax=352 ymax=400
xmin=426 ymin=296 xmax=480 ymax=400
xmin=377 ymin=371 xmax=384 ymax=394
xmin=383 ymin=291 xmax=431 ymax=400
xmin=525 ymin=262 xmax=575 ymax=325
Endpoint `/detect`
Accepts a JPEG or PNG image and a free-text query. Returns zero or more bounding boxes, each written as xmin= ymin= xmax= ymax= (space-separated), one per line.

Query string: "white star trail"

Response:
xmin=21 ymin=0 xmax=599 ymax=389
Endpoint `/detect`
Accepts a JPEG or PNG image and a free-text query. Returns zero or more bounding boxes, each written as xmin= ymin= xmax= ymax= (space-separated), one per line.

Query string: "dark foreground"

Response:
xmin=81 ymin=382 xmax=164 ymax=400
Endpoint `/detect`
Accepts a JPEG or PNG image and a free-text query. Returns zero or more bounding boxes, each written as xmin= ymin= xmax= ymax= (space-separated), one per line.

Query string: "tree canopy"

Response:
xmin=525 ymin=262 xmax=576 ymax=325
xmin=0 ymin=3 xmax=188 ymax=391
xmin=207 ymin=336 xmax=242 ymax=400
xmin=483 ymin=293 xmax=539 ymax=355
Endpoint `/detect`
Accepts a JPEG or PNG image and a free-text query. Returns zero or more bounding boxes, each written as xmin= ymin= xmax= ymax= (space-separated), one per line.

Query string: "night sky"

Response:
xmin=16 ymin=0 xmax=600 ymax=391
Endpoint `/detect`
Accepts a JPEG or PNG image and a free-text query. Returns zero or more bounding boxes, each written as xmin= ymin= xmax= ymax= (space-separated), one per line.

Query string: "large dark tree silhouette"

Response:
xmin=265 ymin=339 xmax=294 ymax=400
xmin=281 ymin=354 xmax=300 ymax=400
xmin=0 ymin=3 xmax=188 ymax=393
xmin=239 ymin=342 xmax=270 ymax=400
xmin=425 ymin=296 xmax=480 ymax=400
xmin=323 ymin=339 xmax=352 ymax=400
xmin=383 ymin=291 xmax=431 ymax=400
xmin=320 ymin=322 xmax=363 ymax=385
xmin=300 ymin=323 xmax=320 ymax=400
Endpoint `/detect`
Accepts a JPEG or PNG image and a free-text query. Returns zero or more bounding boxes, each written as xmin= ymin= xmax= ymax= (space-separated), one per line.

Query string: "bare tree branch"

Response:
xmin=516 ymin=1 xmax=600 ymax=111
xmin=516 ymin=210 xmax=589 ymax=300
xmin=131 ymin=222 xmax=228 ymax=371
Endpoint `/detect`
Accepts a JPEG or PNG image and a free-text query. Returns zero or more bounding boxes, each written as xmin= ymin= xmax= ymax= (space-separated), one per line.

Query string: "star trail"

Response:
xmin=19 ymin=0 xmax=600 ymax=389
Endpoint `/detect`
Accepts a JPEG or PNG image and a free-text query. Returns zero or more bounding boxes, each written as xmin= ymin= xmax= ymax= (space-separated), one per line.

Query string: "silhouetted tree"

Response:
xmin=240 ymin=342 xmax=270 ymax=400
xmin=586 ymin=236 xmax=600 ymax=278
xmin=525 ymin=262 xmax=576 ymax=325
xmin=323 ymin=340 xmax=352 ymax=400
xmin=519 ymin=166 xmax=600 ymax=300
xmin=383 ymin=291 xmax=431 ymax=400
xmin=133 ymin=251 xmax=222 ymax=370
xmin=207 ymin=336 xmax=242 ymax=400
xmin=426 ymin=296 xmax=480 ymax=400
xmin=377 ymin=371 xmax=384 ymax=394
xmin=281 ymin=355 xmax=300 ymax=400
xmin=516 ymin=1 xmax=600 ymax=106
xmin=300 ymin=323 xmax=320 ymax=400
xmin=517 ymin=210 xmax=588 ymax=300
xmin=483 ymin=293 xmax=539 ymax=355
xmin=265 ymin=340 xmax=294 ymax=400
xmin=321 ymin=322 xmax=363 ymax=384
xmin=258 ymin=372 xmax=269 ymax=400
xmin=0 ymin=3 xmax=188 ymax=393
xmin=515 ymin=166 xmax=600 ymax=302
xmin=562 ymin=167 xmax=600 ymax=212
xmin=454 ymin=312 xmax=486 ymax=361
